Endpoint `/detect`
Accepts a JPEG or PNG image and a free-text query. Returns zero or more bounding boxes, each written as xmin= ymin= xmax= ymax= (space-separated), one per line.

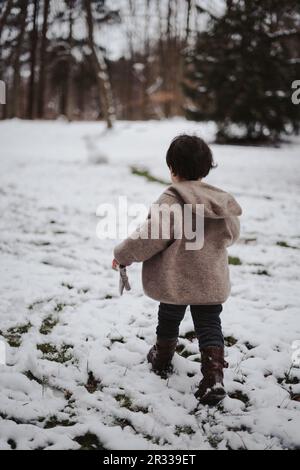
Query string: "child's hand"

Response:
xmin=112 ymin=258 xmax=119 ymax=271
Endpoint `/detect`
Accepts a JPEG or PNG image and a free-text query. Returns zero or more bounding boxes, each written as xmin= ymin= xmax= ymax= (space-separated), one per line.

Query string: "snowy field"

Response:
xmin=0 ymin=118 xmax=300 ymax=450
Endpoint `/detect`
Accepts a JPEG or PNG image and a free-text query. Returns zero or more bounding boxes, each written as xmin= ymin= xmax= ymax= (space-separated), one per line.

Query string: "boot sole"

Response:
xmin=147 ymin=352 xmax=174 ymax=379
xmin=147 ymin=358 xmax=173 ymax=379
xmin=196 ymin=390 xmax=226 ymax=407
xmin=149 ymin=364 xmax=174 ymax=379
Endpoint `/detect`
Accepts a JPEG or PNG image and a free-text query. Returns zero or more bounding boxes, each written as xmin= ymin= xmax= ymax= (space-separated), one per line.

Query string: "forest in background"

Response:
xmin=0 ymin=0 xmax=202 ymax=123
xmin=0 ymin=0 xmax=300 ymax=143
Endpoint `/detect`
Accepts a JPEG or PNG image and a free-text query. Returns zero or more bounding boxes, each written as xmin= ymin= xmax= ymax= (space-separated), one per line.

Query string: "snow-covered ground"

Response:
xmin=0 ymin=118 xmax=300 ymax=450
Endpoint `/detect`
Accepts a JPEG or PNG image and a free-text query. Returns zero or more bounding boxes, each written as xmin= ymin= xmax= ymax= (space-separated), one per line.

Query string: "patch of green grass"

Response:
xmin=242 ymin=237 xmax=257 ymax=244
xmin=61 ymin=282 xmax=74 ymax=290
xmin=115 ymin=394 xmax=133 ymax=409
xmin=277 ymin=241 xmax=298 ymax=249
xmin=78 ymin=288 xmax=89 ymax=294
xmin=131 ymin=166 xmax=169 ymax=185
xmin=256 ymin=269 xmax=270 ymax=276
xmin=37 ymin=343 xmax=57 ymax=355
xmin=37 ymin=343 xmax=73 ymax=363
xmin=182 ymin=331 xmax=196 ymax=341
xmin=227 ymin=425 xmax=251 ymax=433
xmin=115 ymin=394 xmax=149 ymax=414
xmin=110 ymin=337 xmax=125 ymax=345
xmin=113 ymin=393 xmax=148 ymax=414
xmin=192 ymin=356 xmax=201 ymax=363
xmin=175 ymin=425 xmax=195 ymax=437
xmin=44 ymin=416 xmax=76 ymax=429
xmin=39 ymin=316 xmax=58 ymax=335
xmin=176 ymin=344 xmax=192 ymax=358
xmin=224 ymin=336 xmax=238 ymax=347
xmin=4 ymin=336 xmax=21 ymax=348
xmin=74 ymin=433 xmax=105 ymax=450
xmin=9 ymin=323 xmax=31 ymax=335
xmin=31 ymin=241 xmax=51 ymax=247
xmin=143 ymin=433 xmax=161 ymax=445
xmin=2 ymin=323 xmax=32 ymax=348
xmin=24 ymin=370 xmax=45 ymax=386
xmin=207 ymin=435 xmax=222 ymax=450
xmin=181 ymin=350 xmax=192 ymax=359
xmin=0 ymin=412 xmax=23 ymax=425
xmin=113 ymin=417 xmax=133 ymax=429
xmin=28 ymin=298 xmax=53 ymax=310
xmin=229 ymin=256 xmax=242 ymax=266
xmin=229 ymin=390 xmax=250 ymax=405
xmin=131 ymin=405 xmax=149 ymax=414
xmin=278 ymin=370 xmax=300 ymax=385
xmin=286 ymin=376 xmax=300 ymax=385
xmin=233 ymin=377 xmax=246 ymax=385
xmin=54 ymin=303 xmax=67 ymax=312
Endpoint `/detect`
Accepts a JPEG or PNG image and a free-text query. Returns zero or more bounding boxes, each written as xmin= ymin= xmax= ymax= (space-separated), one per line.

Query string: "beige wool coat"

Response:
xmin=114 ymin=181 xmax=242 ymax=305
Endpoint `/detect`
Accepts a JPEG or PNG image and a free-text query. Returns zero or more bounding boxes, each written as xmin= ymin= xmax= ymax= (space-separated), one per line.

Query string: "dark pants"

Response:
xmin=156 ymin=303 xmax=224 ymax=349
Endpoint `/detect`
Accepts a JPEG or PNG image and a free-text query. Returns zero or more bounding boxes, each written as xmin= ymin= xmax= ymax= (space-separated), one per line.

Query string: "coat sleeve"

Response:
xmin=114 ymin=193 xmax=176 ymax=266
xmin=224 ymin=216 xmax=241 ymax=247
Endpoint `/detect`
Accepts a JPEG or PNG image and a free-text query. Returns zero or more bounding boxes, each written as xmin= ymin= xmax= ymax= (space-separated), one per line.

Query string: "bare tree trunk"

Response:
xmin=77 ymin=70 xmax=86 ymax=118
xmin=37 ymin=0 xmax=50 ymax=118
xmin=172 ymin=0 xmax=181 ymax=116
xmin=0 ymin=0 xmax=13 ymax=118
xmin=59 ymin=81 xmax=67 ymax=116
xmin=142 ymin=0 xmax=151 ymax=119
xmin=65 ymin=3 xmax=74 ymax=121
xmin=125 ymin=0 xmax=136 ymax=119
xmin=164 ymin=0 xmax=174 ymax=117
xmin=10 ymin=1 xmax=28 ymax=118
xmin=84 ymin=0 xmax=115 ymax=129
xmin=185 ymin=0 xmax=192 ymax=41
xmin=167 ymin=0 xmax=173 ymax=39
xmin=27 ymin=0 xmax=39 ymax=119
xmin=0 ymin=0 xmax=13 ymax=39
xmin=173 ymin=0 xmax=179 ymax=43
xmin=155 ymin=0 xmax=167 ymax=118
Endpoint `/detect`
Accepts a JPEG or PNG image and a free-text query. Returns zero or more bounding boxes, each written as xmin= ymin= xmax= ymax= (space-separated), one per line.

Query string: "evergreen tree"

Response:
xmin=184 ymin=0 xmax=300 ymax=144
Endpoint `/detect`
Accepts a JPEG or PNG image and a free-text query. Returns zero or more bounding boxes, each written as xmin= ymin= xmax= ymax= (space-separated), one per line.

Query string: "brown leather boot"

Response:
xmin=147 ymin=337 xmax=177 ymax=378
xmin=195 ymin=346 xmax=228 ymax=406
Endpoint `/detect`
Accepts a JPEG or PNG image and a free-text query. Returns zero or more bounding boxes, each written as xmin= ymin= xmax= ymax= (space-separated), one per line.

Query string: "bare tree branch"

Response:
xmin=84 ymin=0 xmax=115 ymax=129
xmin=0 ymin=0 xmax=13 ymax=39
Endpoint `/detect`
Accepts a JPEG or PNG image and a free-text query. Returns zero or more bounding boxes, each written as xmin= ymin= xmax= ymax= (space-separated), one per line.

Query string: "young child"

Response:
xmin=113 ymin=135 xmax=242 ymax=406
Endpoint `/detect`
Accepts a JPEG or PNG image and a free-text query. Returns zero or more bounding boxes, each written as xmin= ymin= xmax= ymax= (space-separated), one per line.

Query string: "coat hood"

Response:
xmin=165 ymin=181 xmax=242 ymax=219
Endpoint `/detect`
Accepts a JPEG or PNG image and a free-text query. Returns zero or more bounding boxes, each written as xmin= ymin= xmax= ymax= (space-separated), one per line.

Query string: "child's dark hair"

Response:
xmin=166 ymin=134 xmax=216 ymax=180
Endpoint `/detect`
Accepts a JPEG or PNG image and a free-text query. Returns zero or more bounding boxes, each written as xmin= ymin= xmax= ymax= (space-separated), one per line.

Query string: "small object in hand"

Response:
xmin=112 ymin=259 xmax=119 ymax=271
xmin=119 ymin=265 xmax=131 ymax=296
